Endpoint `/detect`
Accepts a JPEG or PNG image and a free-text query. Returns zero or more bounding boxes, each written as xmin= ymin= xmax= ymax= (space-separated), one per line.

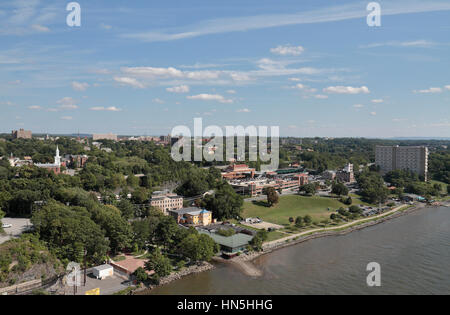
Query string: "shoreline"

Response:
xmin=133 ymin=201 xmax=449 ymax=293
xmin=233 ymin=201 xmax=449 ymax=271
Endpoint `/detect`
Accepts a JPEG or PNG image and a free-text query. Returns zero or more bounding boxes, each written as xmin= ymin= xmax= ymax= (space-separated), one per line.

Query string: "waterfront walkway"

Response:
xmin=263 ymin=203 xmax=423 ymax=249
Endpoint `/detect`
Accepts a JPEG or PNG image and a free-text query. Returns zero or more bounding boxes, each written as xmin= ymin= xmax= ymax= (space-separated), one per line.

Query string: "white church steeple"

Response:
xmin=55 ymin=146 xmax=61 ymax=166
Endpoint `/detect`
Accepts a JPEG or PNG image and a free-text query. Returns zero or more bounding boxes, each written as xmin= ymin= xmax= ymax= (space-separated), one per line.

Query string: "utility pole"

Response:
xmin=84 ymin=248 xmax=87 ymax=286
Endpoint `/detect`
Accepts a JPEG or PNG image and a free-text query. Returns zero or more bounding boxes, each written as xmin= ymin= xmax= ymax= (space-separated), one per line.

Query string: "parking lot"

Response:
xmin=0 ymin=218 xmax=32 ymax=244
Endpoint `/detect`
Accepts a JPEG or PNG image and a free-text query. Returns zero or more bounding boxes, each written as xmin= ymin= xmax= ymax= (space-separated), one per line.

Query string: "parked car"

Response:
xmin=2 ymin=223 xmax=12 ymax=228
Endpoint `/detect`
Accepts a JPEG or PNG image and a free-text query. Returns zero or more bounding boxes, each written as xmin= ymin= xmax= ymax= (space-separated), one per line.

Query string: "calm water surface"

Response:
xmin=150 ymin=206 xmax=450 ymax=295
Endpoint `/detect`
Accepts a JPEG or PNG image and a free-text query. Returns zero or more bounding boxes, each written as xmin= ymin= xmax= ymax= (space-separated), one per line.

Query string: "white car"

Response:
xmin=2 ymin=223 xmax=12 ymax=229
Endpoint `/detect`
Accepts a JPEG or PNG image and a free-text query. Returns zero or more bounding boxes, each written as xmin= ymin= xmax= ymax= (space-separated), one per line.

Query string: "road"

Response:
xmin=263 ymin=203 xmax=419 ymax=248
xmin=0 ymin=218 xmax=32 ymax=244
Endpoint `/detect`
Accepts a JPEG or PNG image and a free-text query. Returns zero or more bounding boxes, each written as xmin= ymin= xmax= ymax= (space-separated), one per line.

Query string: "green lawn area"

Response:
xmin=242 ymin=195 xmax=348 ymax=226
xmin=265 ymin=230 xmax=287 ymax=242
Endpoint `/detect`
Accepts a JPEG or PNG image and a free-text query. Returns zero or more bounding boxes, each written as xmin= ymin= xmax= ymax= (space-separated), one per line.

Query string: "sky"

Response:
xmin=1 ymin=0 xmax=450 ymax=138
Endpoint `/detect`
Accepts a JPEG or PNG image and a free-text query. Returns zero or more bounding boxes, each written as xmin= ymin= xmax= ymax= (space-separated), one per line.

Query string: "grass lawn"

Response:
xmin=265 ymin=230 xmax=287 ymax=242
xmin=242 ymin=195 xmax=348 ymax=226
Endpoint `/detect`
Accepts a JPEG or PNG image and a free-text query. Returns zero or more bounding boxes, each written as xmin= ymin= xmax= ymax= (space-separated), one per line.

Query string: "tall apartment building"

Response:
xmin=375 ymin=145 xmax=428 ymax=180
xmin=92 ymin=133 xmax=118 ymax=141
xmin=12 ymin=129 xmax=32 ymax=139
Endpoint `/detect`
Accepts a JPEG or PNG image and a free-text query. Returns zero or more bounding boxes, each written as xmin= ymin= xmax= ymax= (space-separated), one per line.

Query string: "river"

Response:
xmin=148 ymin=206 xmax=450 ymax=295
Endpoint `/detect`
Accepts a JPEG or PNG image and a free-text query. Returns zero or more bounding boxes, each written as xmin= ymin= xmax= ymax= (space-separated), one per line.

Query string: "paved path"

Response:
xmin=0 ymin=218 xmax=32 ymax=244
xmin=263 ymin=203 xmax=420 ymax=248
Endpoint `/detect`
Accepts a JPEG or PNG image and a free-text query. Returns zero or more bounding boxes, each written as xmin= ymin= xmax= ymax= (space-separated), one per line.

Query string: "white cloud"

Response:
xmin=371 ymin=99 xmax=384 ymax=103
xmin=360 ymin=40 xmax=440 ymax=49
xmin=60 ymin=116 xmax=73 ymax=120
xmin=413 ymin=87 xmax=442 ymax=94
xmin=324 ymin=86 xmax=370 ymax=94
xmin=100 ymin=23 xmax=112 ymax=30
xmin=314 ymin=94 xmax=328 ymax=99
xmin=226 ymin=90 xmax=236 ymax=94
xmin=28 ymin=105 xmax=42 ymax=110
xmin=236 ymin=108 xmax=251 ymax=113
xmin=121 ymin=2 xmax=450 ymax=42
xmin=153 ymin=98 xmax=165 ymax=104
xmin=445 ymin=85 xmax=450 ymax=90
xmin=230 ymin=72 xmax=251 ymax=81
xmin=90 ymin=106 xmax=122 ymax=112
xmin=31 ymin=24 xmax=50 ymax=33
xmin=57 ymin=97 xmax=78 ymax=109
xmin=187 ymin=94 xmax=233 ymax=104
xmin=121 ymin=67 xmax=220 ymax=81
xmin=166 ymin=85 xmax=190 ymax=93
xmin=353 ymin=104 xmax=364 ymax=108
xmin=270 ymin=45 xmax=304 ymax=56
xmin=370 ymin=112 xmax=377 ymax=116
xmin=289 ymin=78 xmax=301 ymax=81
xmin=113 ymin=76 xmax=145 ymax=89
xmin=72 ymin=81 xmax=89 ymax=92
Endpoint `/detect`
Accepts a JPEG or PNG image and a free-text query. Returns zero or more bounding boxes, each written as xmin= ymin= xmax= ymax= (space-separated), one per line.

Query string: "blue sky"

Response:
xmin=1 ymin=0 xmax=450 ymax=137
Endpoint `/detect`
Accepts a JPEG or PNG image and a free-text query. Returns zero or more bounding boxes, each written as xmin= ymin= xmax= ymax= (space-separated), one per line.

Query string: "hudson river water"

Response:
xmin=150 ymin=206 xmax=450 ymax=295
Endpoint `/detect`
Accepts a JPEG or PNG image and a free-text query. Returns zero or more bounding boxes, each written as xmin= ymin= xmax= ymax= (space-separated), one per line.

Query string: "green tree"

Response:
xmin=332 ymin=182 xmax=349 ymax=196
xmin=201 ymin=182 xmax=243 ymax=220
xmin=179 ymin=233 xmax=219 ymax=263
xmin=349 ymin=205 xmax=362 ymax=214
xmin=265 ymin=187 xmax=279 ymax=207
xmin=31 ymin=201 xmax=109 ymax=264
xmin=155 ymin=216 xmax=179 ymax=250
xmin=133 ymin=267 xmax=148 ymax=283
xmin=92 ymin=205 xmax=132 ymax=254
xmin=295 ymin=216 xmax=303 ymax=228
xmin=299 ymin=183 xmax=317 ymax=196
xmin=303 ymin=215 xmax=312 ymax=225
xmin=117 ymin=199 xmax=135 ymax=220
xmin=249 ymin=230 xmax=268 ymax=251
xmin=144 ymin=248 xmax=172 ymax=278
xmin=0 ymin=209 xmax=5 ymax=233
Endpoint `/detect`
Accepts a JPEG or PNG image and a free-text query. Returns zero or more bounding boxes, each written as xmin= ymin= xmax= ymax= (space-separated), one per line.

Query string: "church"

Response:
xmin=35 ymin=146 xmax=64 ymax=175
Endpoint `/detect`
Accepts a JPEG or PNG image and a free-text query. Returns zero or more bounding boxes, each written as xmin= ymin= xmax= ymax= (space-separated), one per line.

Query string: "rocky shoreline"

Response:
xmin=133 ymin=262 xmax=214 ymax=295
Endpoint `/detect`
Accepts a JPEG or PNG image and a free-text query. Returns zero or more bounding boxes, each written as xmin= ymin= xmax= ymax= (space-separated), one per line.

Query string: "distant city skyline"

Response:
xmin=1 ymin=0 xmax=450 ymax=137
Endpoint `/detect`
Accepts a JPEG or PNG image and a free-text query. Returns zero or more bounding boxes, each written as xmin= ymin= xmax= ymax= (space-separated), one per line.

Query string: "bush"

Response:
xmin=133 ymin=267 xmax=148 ymax=283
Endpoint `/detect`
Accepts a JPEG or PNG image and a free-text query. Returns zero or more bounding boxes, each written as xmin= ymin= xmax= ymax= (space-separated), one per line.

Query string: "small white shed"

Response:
xmin=92 ymin=264 xmax=114 ymax=280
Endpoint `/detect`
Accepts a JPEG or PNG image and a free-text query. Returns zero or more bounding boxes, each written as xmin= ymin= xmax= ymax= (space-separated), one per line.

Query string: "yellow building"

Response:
xmin=169 ymin=207 xmax=212 ymax=226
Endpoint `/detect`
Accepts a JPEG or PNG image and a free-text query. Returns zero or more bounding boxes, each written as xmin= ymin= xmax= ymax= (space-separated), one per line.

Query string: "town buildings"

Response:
xmin=11 ymin=129 xmax=32 ymax=139
xmin=34 ymin=146 xmax=63 ymax=174
xmin=375 ymin=145 xmax=429 ymax=180
xmin=168 ymin=207 xmax=212 ymax=226
xmin=336 ymin=163 xmax=356 ymax=183
xmin=63 ymin=154 xmax=89 ymax=168
xmin=230 ymin=173 xmax=308 ymax=197
xmin=92 ymin=133 xmax=118 ymax=141
xmin=221 ymin=164 xmax=256 ymax=180
xmin=150 ymin=191 xmax=183 ymax=215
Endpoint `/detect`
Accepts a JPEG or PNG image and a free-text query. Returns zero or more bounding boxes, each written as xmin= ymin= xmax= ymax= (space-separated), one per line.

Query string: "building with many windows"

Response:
xmin=11 ymin=129 xmax=32 ymax=139
xmin=150 ymin=191 xmax=183 ymax=215
xmin=92 ymin=133 xmax=118 ymax=141
xmin=375 ymin=145 xmax=428 ymax=180
xmin=168 ymin=207 xmax=212 ymax=226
